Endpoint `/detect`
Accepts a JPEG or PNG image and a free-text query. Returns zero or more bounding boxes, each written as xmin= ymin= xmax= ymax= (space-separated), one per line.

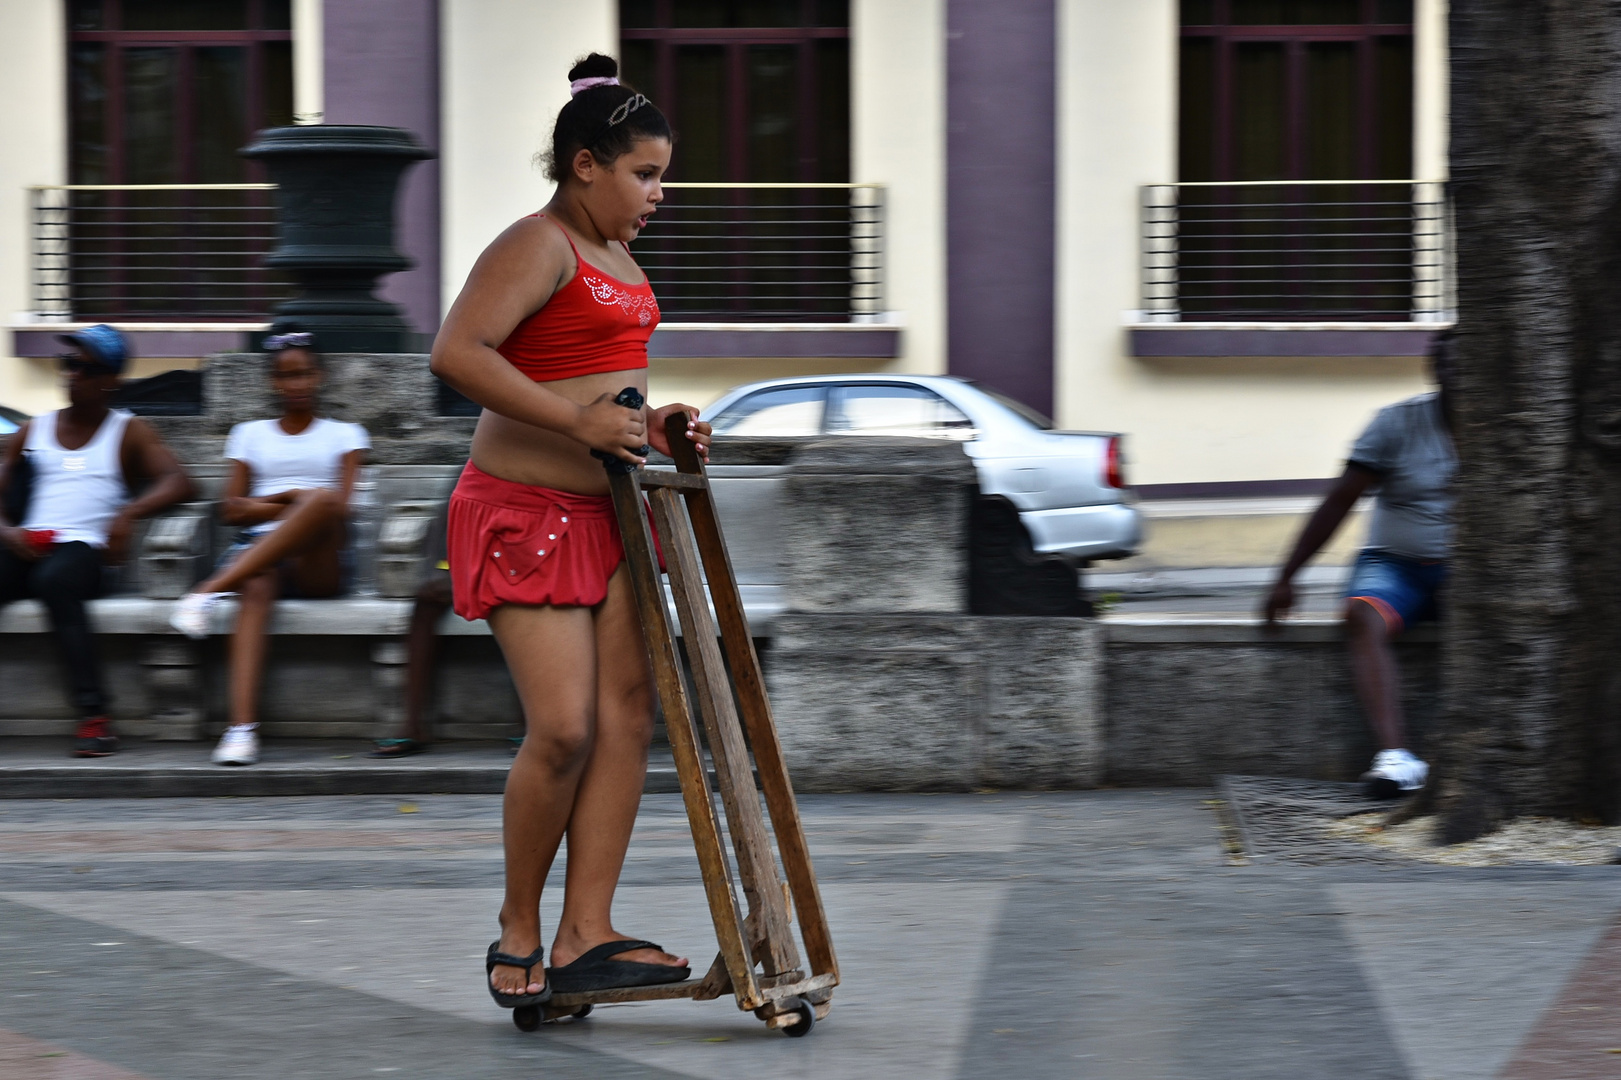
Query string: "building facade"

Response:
xmin=2 ymin=0 xmax=1448 ymax=492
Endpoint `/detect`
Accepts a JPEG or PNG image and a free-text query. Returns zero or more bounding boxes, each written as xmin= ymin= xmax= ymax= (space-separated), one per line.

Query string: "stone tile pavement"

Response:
xmin=0 ymin=791 xmax=1617 ymax=1079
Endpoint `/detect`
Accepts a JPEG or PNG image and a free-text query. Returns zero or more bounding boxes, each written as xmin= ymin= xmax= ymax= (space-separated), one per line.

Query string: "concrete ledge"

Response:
xmin=648 ymin=322 xmax=902 ymax=359
xmin=2 ymin=606 xmax=1442 ymax=792
xmin=1129 ymin=322 xmax=1446 ymax=358
xmin=11 ymin=322 xmax=268 ymax=360
xmin=0 ymin=597 xmax=487 ymax=637
xmin=1104 ymin=618 xmax=1439 ymax=786
xmin=1101 ymin=614 xmax=1440 ymax=645
xmin=769 ymin=614 xmax=1102 ymax=792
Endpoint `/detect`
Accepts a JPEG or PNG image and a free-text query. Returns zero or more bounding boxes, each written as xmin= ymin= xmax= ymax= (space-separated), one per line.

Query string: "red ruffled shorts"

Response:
xmin=446 ymin=461 xmax=657 ymax=622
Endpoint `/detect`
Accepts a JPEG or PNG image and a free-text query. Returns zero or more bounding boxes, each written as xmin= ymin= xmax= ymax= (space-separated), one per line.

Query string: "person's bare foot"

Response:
xmin=549 ymin=927 xmax=688 ymax=970
xmin=490 ymin=926 xmax=547 ymax=997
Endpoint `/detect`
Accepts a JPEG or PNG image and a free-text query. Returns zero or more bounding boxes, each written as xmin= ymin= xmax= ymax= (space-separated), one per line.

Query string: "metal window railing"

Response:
xmin=635 ymin=183 xmax=884 ymax=322
xmin=31 ymin=184 xmax=292 ymax=322
xmin=1140 ymin=180 xmax=1452 ymax=323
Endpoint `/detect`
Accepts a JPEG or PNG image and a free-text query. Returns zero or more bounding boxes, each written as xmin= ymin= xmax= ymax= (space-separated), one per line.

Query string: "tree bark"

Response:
xmin=1442 ymin=1 xmax=1621 ymax=840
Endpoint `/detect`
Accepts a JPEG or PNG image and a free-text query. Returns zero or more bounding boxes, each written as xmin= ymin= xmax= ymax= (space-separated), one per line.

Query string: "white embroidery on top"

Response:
xmin=583 ymin=276 xmax=659 ymax=327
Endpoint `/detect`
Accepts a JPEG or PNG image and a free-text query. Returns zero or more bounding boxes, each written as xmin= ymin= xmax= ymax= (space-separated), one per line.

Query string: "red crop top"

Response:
xmin=496 ymin=215 xmax=660 ymax=381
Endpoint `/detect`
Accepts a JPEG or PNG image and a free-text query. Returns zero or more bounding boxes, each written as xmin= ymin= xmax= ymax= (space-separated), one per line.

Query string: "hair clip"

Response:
xmin=264 ymin=332 xmax=314 ymax=352
xmin=606 ymin=94 xmax=649 ymax=128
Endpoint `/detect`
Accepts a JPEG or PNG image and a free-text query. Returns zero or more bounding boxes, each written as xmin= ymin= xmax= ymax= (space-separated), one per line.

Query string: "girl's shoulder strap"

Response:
xmin=534 ymin=213 xmax=584 ymax=260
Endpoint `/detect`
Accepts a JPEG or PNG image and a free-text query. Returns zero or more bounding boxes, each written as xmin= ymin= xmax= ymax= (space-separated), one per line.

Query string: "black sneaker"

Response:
xmin=73 ymin=717 xmax=118 ymax=758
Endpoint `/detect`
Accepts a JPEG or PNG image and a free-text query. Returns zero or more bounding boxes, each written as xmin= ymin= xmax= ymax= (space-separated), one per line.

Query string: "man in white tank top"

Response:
xmin=0 ymin=326 xmax=195 ymax=756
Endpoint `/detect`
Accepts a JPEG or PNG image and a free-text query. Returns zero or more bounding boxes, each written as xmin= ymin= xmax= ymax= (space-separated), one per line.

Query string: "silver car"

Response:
xmin=703 ymin=374 xmax=1142 ymax=562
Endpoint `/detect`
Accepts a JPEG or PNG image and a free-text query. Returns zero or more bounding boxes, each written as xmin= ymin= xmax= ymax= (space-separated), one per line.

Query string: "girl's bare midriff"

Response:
xmin=470 ymin=367 xmax=649 ymax=496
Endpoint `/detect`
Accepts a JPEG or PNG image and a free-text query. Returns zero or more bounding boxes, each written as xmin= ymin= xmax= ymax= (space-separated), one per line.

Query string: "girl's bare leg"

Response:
xmin=227 ymin=570 xmax=279 ymax=728
xmin=550 ymin=566 xmax=688 ymax=971
xmin=487 ymin=602 xmax=598 ymax=996
xmin=200 ymin=489 xmax=344 ymax=594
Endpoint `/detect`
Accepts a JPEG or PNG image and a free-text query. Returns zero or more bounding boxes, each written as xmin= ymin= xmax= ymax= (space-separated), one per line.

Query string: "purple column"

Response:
xmin=946 ymin=0 xmax=1056 ymax=416
xmin=321 ymin=0 xmax=441 ymax=340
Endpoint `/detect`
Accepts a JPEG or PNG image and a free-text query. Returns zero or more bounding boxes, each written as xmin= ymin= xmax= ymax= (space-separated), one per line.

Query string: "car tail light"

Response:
xmin=1104 ymin=437 xmax=1126 ymax=489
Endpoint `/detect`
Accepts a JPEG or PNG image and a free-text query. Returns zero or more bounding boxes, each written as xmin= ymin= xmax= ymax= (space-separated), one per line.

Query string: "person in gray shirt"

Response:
xmin=1263 ymin=331 xmax=1456 ymax=798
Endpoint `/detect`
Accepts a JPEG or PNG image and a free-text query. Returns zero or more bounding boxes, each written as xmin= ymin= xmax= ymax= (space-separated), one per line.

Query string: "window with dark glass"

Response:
xmin=1173 ymin=0 xmax=1417 ymax=320
xmin=620 ymin=0 xmax=849 ymax=184
xmin=619 ymin=1 xmax=855 ymax=321
xmin=62 ymin=0 xmax=293 ymax=319
xmin=1179 ymin=0 xmax=1412 ymax=183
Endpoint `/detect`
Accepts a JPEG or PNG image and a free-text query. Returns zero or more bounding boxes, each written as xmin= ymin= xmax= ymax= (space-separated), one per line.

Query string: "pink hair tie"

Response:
xmin=570 ymin=76 xmax=620 ymax=97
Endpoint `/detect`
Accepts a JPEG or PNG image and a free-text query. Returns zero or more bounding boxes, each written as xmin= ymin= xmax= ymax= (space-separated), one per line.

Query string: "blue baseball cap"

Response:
xmin=56 ymin=324 xmax=130 ymax=374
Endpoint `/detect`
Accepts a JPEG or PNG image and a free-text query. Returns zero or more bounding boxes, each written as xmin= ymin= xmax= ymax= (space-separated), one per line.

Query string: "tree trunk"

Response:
xmin=1441 ymin=2 xmax=1621 ymax=841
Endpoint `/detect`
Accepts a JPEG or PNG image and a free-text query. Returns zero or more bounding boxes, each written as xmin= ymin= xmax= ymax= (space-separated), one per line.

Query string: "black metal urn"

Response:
xmin=241 ymin=125 xmax=435 ymax=352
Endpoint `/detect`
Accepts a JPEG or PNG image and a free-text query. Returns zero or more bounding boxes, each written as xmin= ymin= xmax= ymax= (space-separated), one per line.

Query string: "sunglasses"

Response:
xmin=57 ymin=354 xmax=113 ymax=376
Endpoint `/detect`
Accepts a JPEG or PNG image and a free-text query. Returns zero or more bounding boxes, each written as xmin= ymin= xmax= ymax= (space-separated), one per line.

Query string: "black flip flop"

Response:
xmin=486 ymin=942 xmax=551 ymax=1008
xmin=370 ymin=738 xmax=428 ymax=758
xmin=546 ymin=939 xmax=690 ymax=995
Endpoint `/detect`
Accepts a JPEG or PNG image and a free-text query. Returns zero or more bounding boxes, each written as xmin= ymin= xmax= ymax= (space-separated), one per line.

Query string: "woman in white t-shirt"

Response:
xmin=170 ymin=332 xmax=369 ymax=765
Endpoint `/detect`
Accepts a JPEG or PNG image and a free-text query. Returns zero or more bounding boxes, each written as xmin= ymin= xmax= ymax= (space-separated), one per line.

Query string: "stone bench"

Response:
xmin=0 ymin=597 xmax=516 ymax=742
xmin=1 ymin=399 xmax=1441 ymax=789
xmin=0 ymin=599 xmax=1439 ymax=788
xmin=0 ymin=459 xmax=493 ymax=742
xmin=1099 ymin=615 xmax=1439 ymax=788
xmin=126 ymin=463 xmax=463 ymax=600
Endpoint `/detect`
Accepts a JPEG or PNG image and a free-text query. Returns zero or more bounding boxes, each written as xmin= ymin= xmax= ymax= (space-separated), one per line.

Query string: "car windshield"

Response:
xmin=970 ymin=384 xmax=1054 ymax=429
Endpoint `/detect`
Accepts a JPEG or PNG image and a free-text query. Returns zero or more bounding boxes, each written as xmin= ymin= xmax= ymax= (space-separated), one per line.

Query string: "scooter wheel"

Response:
xmin=781 ymin=1000 xmax=815 ymax=1038
xmin=513 ymin=1005 xmax=541 ymax=1031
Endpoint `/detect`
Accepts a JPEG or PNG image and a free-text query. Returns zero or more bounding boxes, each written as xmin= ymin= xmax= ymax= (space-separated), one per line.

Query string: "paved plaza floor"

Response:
xmin=0 ymin=790 xmax=1617 ymax=1079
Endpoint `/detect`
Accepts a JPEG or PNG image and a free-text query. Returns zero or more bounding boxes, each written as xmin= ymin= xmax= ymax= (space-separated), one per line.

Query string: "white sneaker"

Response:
xmin=170 ymin=591 xmax=230 ymax=639
xmin=1362 ymin=749 xmax=1428 ymax=798
xmin=212 ymin=724 xmax=259 ymax=766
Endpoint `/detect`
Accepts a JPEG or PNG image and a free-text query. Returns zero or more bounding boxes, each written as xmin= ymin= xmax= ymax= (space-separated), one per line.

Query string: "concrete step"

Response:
xmin=0 ymin=739 xmax=688 ymax=799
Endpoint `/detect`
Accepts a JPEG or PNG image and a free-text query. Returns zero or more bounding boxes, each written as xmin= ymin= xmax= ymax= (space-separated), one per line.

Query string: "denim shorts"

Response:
xmin=216 ymin=528 xmax=354 ymax=598
xmin=1345 ymin=549 xmax=1447 ymax=633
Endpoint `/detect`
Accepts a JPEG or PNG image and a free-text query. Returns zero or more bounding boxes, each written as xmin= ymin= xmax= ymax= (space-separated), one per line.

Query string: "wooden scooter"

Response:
xmin=512 ymin=390 xmax=838 ymax=1037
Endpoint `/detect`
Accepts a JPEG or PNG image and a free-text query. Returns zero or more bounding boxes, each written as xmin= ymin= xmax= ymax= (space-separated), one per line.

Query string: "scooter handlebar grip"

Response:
xmin=593 ymin=386 xmax=651 ymax=474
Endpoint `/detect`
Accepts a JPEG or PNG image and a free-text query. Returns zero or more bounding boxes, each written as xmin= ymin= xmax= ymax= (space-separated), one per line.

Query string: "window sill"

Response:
xmin=649 ymin=321 xmax=902 ymax=359
xmin=11 ymin=321 xmax=268 ymax=359
xmin=1127 ymin=321 xmax=1453 ymax=358
xmin=11 ymin=320 xmax=906 ymax=361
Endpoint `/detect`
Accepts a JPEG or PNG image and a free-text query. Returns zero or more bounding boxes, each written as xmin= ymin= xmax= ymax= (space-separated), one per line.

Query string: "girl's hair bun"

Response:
xmin=544 ymin=52 xmax=669 ymax=181
xmin=568 ymin=53 xmax=619 ymax=82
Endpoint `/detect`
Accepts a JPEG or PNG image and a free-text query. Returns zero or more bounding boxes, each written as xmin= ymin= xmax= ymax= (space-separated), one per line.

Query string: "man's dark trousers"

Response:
xmin=0 ymin=541 xmax=109 ymax=716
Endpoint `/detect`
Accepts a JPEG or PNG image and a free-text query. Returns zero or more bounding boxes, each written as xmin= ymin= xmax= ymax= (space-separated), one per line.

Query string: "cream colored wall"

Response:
xmin=1053 ymin=0 xmax=1432 ymax=486
xmin=1414 ymin=0 xmax=1448 ymax=181
xmin=851 ymin=0 xmax=946 ymax=377
xmin=440 ymin=0 xmax=615 ymax=313
xmin=293 ymin=0 xmax=325 ymax=123
xmin=0 ymin=2 xmax=67 ymax=417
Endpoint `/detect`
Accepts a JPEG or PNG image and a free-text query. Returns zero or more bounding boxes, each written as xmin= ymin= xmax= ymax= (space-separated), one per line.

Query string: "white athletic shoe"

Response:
xmin=212 ymin=724 xmax=259 ymax=766
xmin=170 ymin=591 xmax=229 ymax=639
xmin=1362 ymin=749 xmax=1428 ymax=799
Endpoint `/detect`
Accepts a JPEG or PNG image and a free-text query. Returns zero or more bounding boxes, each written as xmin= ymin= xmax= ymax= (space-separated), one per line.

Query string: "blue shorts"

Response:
xmin=1345 ymin=549 xmax=1447 ymax=634
xmin=217 ymin=528 xmax=355 ymax=598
